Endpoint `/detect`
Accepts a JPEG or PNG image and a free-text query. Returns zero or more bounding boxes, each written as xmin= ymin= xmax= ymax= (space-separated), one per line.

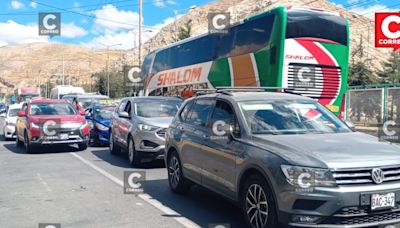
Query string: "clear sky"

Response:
xmin=0 ymin=0 xmax=398 ymax=49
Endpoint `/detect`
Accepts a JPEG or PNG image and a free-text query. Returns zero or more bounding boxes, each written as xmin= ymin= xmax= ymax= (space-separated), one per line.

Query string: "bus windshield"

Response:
xmin=286 ymin=9 xmax=347 ymax=45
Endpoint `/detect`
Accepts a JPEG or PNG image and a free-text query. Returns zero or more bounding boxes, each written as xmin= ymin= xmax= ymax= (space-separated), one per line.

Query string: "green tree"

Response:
xmin=379 ymin=51 xmax=400 ymax=84
xmin=173 ymin=19 xmax=192 ymax=42
xmin=348 ymin=35 xmax=377 ymax=86
xmin=93 ymin=70 xmax=125 ymax=98
xmin=348 ymin=62 xmax=376 ymax=86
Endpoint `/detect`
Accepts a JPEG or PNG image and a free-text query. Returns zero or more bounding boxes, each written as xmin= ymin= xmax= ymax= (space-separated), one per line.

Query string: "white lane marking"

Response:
xmin=37 ymin=173 xmax=52 ymax=192
xmin=70 ymin=152 xmax=200 ymax=228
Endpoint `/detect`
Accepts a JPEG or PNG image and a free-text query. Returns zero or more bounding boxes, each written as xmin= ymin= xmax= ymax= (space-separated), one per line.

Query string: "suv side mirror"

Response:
xmin=119 ymin=111 xmax=130 ymax=119
xmin=17 ymin=111 xmax=26 ymax=117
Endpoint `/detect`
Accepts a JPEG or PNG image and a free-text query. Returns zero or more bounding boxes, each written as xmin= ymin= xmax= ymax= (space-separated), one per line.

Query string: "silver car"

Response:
xmin=109 ymin=96 xmax=182 ymax=166
xmin=165 ymin=90 xmax=400 ymax=228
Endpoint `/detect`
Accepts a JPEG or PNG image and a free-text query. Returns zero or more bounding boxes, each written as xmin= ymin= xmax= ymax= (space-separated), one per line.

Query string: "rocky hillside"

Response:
xmin=0 ymin=43 xmax=123 ymax=95
xmin=122 ymin=0 xmax=389 ymax=73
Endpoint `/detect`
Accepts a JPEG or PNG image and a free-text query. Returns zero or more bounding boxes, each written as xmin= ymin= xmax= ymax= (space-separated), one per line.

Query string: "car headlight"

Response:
xmin=30 ymin=122 xmax=40 ymax=128
xmin=80 ymin=121 xmax=90 ymax=129
xmin=95 ymin=123 xmax=108 ymax=131
xmin=281 ymin=165 xmax=336 ymax=188
xmin=138 ymin=124 xmax=158 ymax=131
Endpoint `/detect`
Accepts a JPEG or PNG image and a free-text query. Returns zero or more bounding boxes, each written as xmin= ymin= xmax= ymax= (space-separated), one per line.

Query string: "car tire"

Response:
xmin=16 ymin=132 xmax=23 ymax=147
xmin=24 ymin=133 xmax=35 ymax=154
xmin=78 ymin=142 xmax=88 ymax=151
xmin=128 ymin=137 xmax=140 ymax=167
xmin=89 ymin=137 xmax=99 ymax=147
xmin=241 ymin=174 xmax=278 ymax=228
xmin=109 ymin=131 xmax=120 ymax=155
xmin=167 ymin=150 xmax=191 ymax=194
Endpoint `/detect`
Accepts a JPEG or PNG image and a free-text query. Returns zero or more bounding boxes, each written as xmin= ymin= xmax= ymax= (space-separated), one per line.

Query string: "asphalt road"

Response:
xmin=0 ymin=121 xmax=246 ymax=228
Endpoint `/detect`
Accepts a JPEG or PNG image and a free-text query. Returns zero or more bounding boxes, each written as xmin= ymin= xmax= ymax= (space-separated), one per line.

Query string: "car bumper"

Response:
xmin=30 ymin=135 xmax=89 ymax=145
xmin=133 ymin=129 xmax=165 ymax=153
xmin=90 ymin=129 xmax=109 ymax=144
xmin=279 ymin=182 xmax=400 ymax=227
xmin=4 ymin=126 xmax=16 ymax=138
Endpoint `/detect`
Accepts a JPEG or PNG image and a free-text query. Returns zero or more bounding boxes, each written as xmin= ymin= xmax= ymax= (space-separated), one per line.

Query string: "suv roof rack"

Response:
xmin=194 ymin=87 xmax=298 ymax=96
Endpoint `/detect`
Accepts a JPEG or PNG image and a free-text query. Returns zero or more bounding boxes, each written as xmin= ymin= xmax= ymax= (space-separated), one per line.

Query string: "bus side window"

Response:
xmin=231 ymin=14 xmax=275 ymax=56
xmin=215 ymin=32 xmax=234 ymax=59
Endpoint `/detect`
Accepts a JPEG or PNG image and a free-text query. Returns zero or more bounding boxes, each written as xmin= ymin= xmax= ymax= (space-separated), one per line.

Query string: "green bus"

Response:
xmin=142 ymin=6 xmax=349 ymax=117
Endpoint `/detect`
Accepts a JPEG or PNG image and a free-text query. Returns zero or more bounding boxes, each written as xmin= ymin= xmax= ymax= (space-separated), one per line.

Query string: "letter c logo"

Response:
xmin=212 ymin=14 xmax=226 ymax=30
xmin=381 ymin=15 xmax=400 ymax=39
xmin=43 ymin=14 xmax=57 ymax=30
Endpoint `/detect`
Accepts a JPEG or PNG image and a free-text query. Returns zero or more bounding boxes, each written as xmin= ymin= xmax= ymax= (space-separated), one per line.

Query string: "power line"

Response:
xmin=21 ymin=0 xmax=162 ymax=30
xmin=0 ymin=0 xmax=162 ymax=15
xmin=350 ymin=2 xmax=400 ymax=31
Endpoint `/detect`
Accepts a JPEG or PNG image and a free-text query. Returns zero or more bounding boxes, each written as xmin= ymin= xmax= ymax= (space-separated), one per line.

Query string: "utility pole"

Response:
xmin=62 ymin=54 xmax=65 ymax=85
xmin=106 ymin=46 xmax=110 ymax=96
xmin=99 ymin=43 xmax=122 ymax=97
xmin=139 ymin=0 xmax=143 ymax=66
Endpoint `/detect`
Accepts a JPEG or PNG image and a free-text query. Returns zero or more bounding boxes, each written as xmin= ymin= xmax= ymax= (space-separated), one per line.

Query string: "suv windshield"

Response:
xmin=78 ymin=97 xmax=108 ymax=109
xmin=286 ymin=9 xmax=348 ymax=45
xmin=30 ymin=103 xmax=76 ymax=115
xmin=134 ymin=100 xmax=182 ymax=118
xmin=239 ymin=100 xmax=350 ymax=135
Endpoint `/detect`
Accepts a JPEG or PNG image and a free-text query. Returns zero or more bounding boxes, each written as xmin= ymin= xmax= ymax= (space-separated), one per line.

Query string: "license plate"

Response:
xmin=371 ymin=192 xmax=395 ymax=210
xmin=59 ymin=134 xmax=69 ymax=140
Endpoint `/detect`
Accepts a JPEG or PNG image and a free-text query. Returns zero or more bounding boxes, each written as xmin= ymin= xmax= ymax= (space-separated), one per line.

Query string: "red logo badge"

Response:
xmin=375 ymin=13 xmax=400 ymax=52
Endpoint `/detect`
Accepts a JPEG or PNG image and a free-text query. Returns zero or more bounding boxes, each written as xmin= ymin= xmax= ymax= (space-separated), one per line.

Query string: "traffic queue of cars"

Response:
xmin=3 ymin=89 xmax=400 ymax=228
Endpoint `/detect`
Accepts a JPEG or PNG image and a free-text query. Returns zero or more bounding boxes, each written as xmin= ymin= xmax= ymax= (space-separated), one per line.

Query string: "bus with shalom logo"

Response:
xmin=142 ymin=6 xmax=349 ymax=116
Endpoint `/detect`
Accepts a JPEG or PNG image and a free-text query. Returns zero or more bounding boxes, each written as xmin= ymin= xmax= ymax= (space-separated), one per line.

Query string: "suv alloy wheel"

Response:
xmin=242 ymin=174 xmax=277 ymax=228
xmin=167 ymin=151 xmax=191 ymax=194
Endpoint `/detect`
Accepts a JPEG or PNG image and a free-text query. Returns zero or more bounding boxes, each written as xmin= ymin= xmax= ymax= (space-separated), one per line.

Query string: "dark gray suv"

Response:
xmin=165 ymin=90 xmax=400 ymax=228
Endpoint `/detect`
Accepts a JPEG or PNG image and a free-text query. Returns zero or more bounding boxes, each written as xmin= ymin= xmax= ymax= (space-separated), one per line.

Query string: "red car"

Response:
xmin=15 ymin=99 xmax=90 ymax=153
